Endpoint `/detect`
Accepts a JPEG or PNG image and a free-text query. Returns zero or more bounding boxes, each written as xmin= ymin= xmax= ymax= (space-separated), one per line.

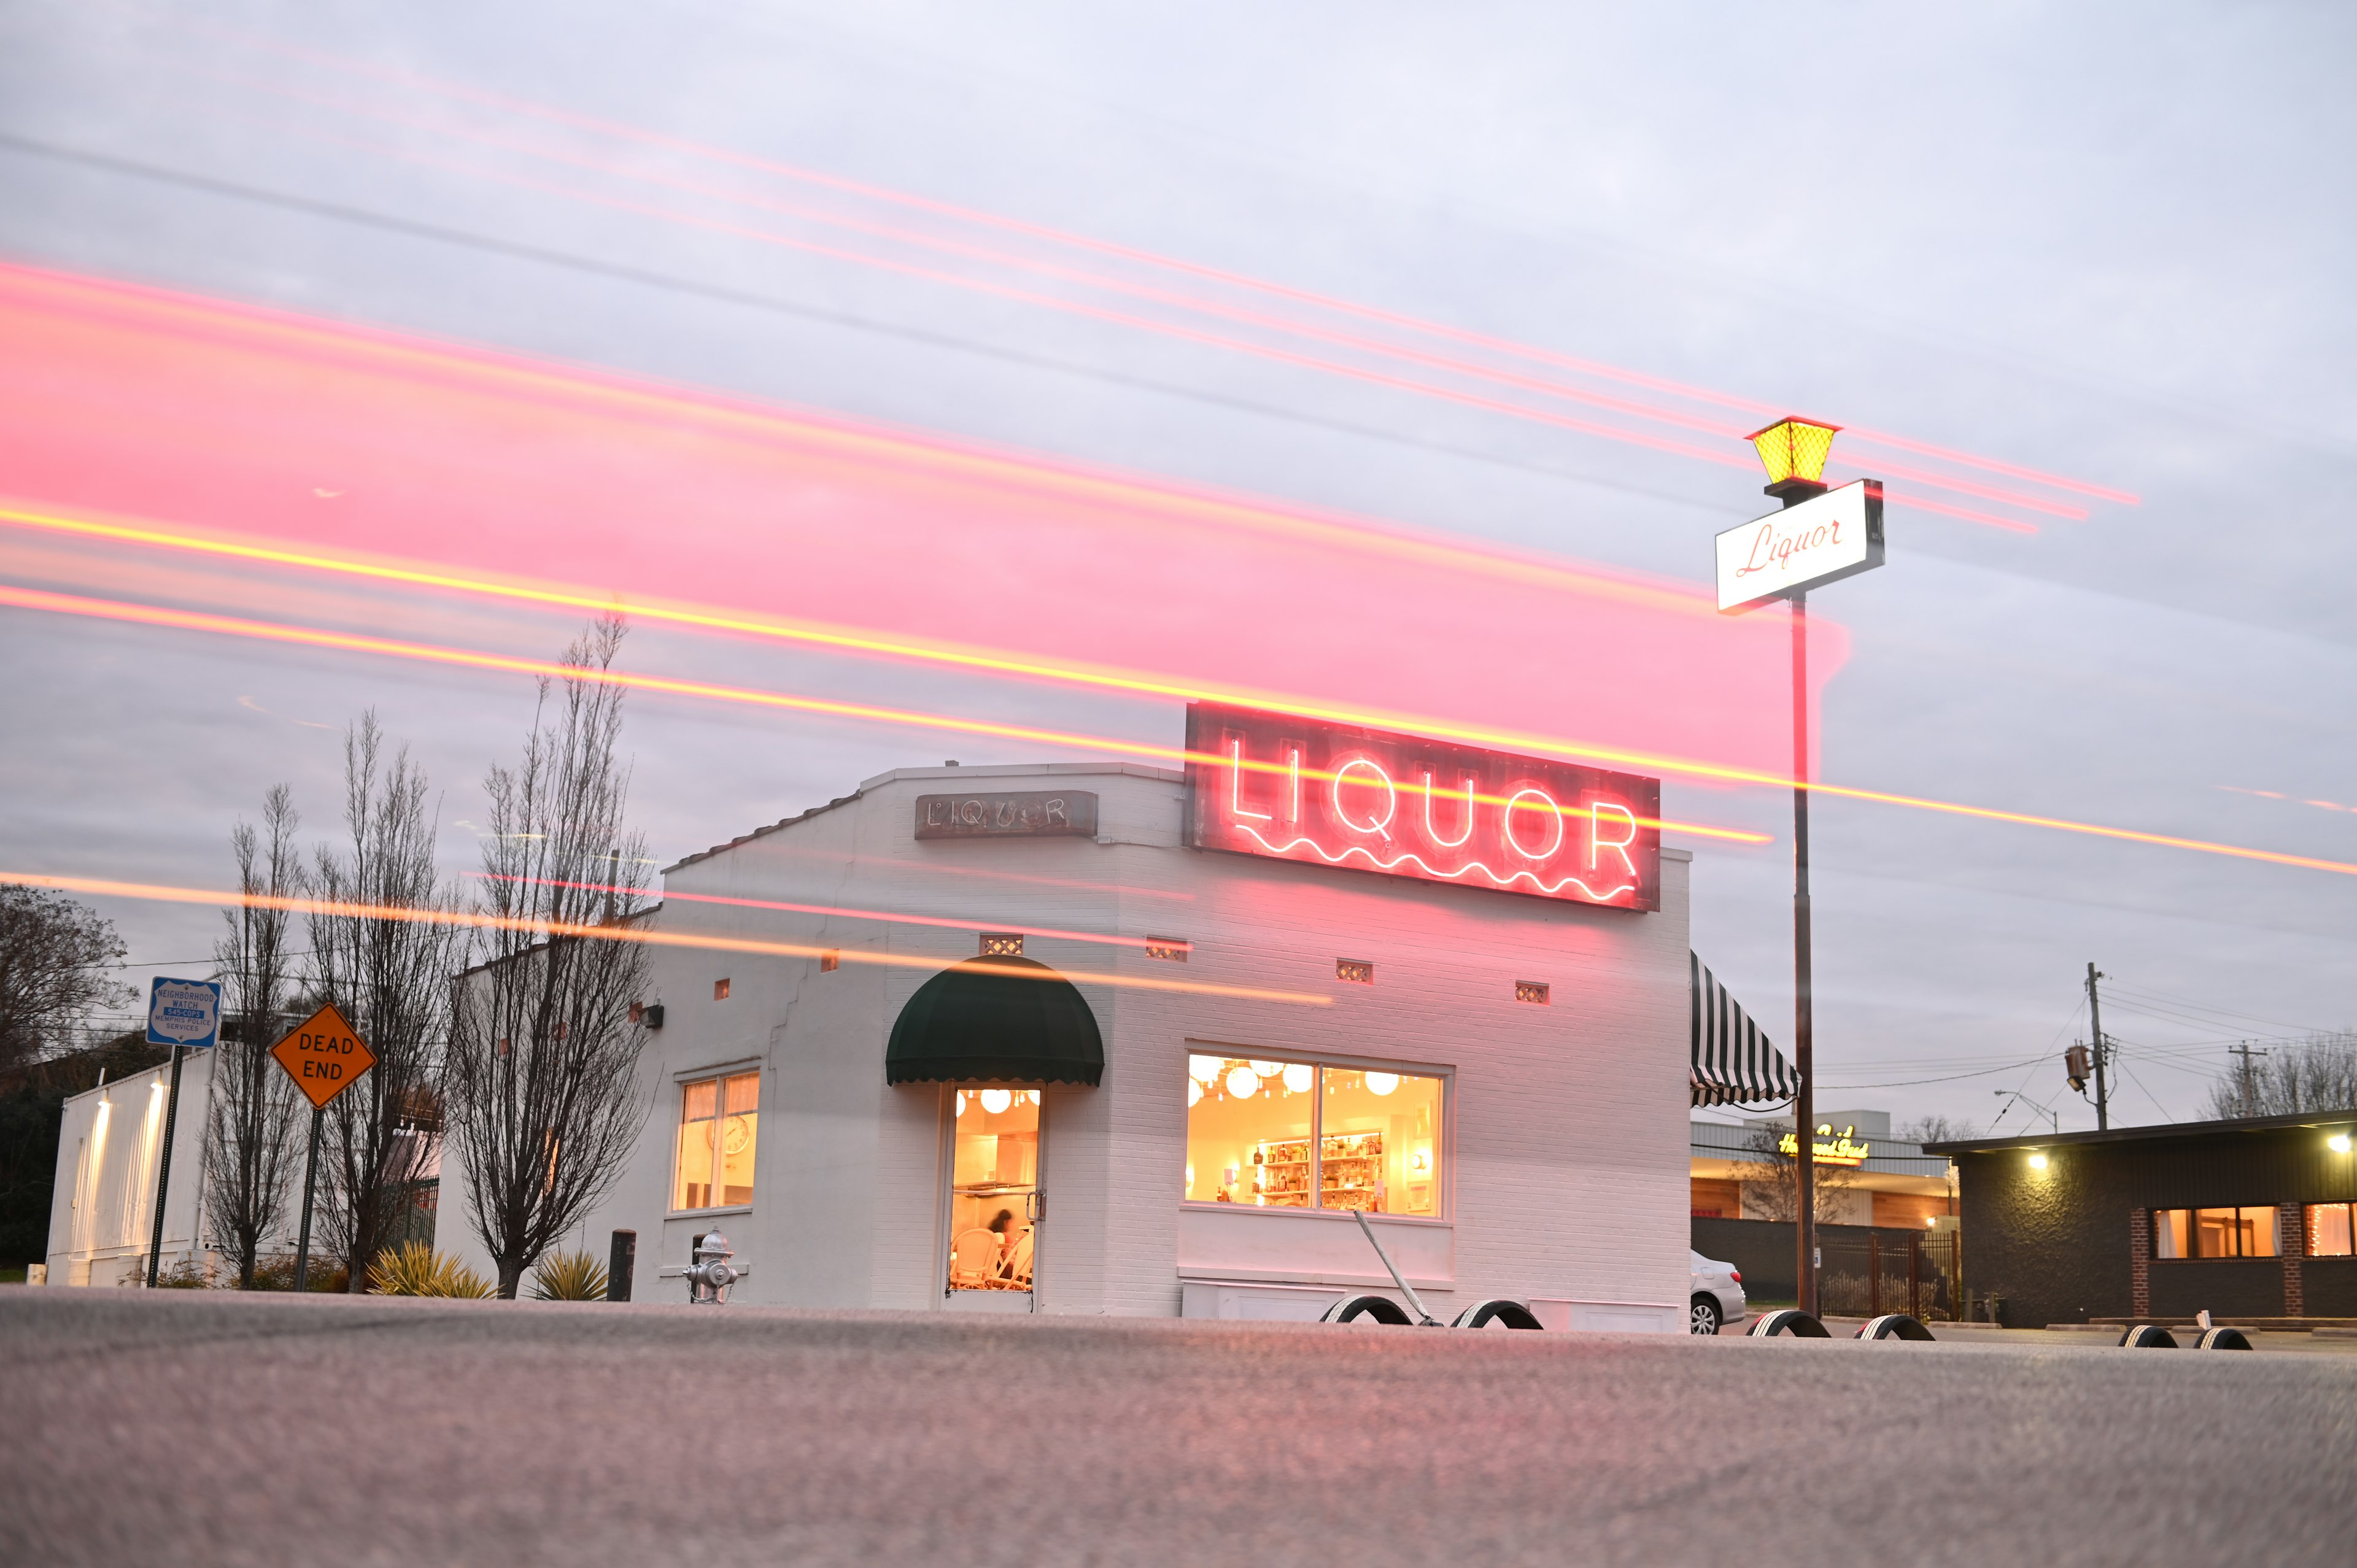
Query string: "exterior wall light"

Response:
xmin=2331 ymin=1134 xmax=2352 ymax=1154
xmin=2027 ymin=1152 xmax=2049 ymax=1170
xmin=1746 ymin=416 xmax=1842 ymax=500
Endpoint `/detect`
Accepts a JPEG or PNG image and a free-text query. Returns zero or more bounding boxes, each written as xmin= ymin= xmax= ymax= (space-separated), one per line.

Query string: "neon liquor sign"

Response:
xmin=1182 ymin=702 xmax=1661 ymax=911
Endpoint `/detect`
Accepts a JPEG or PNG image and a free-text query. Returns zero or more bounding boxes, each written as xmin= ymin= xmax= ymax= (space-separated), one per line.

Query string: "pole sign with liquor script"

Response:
xmin=1183 ymin=701 xmax=1661 ymax=911
xmin=1715 ymin=479 xmax=1884 ymax=614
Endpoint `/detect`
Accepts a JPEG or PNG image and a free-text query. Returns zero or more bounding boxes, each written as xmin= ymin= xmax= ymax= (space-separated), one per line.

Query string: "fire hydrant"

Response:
xmin=684 ymin=1230 xmax=740 ymax=1305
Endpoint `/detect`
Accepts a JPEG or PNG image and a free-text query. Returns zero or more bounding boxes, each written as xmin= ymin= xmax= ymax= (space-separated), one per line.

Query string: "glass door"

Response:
xmin=945 ymin=1086 xmax=1041 ymax=1305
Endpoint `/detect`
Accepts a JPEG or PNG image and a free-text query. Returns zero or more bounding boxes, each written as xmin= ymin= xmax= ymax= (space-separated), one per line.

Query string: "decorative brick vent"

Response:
xmin=980 ymin=932 xmax=1024 ymax=957
xmin=1144 ymin=938 xmax=1190 ymax=962
xmin=1514 ymin=981 xmax=1550 ymax=1005
xmin=1335 ymin=959 xmax=1374 ymax=984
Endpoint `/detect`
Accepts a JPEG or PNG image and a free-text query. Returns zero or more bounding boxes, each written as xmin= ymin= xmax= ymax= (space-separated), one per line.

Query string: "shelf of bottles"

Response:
xmin=1252 ymin=1132 xmax=1385 ymax=1211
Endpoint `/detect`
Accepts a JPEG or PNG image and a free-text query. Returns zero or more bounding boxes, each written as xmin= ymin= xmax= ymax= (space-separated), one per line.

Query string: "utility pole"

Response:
xmin=2084 ymin=963 xmax=2110 ymax=1132
xmin=2229 ymin=1040 xmax=2267 ymax=1118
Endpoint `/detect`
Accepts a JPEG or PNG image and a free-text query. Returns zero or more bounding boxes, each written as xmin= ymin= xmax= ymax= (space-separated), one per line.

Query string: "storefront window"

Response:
xmin=2157 ymin=1206 xmax=2278 ymax=1258
xmin=1182 ymin=1054 xmax=1442 ymax=1217
xmin=674 ymin=1072 xmax=760 ymax=1211
xmin=2307 ymin=1203 xmax=2355 ymax=1257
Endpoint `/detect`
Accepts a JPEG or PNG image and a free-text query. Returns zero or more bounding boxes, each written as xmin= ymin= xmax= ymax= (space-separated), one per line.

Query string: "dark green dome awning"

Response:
xmin=885 ymin=954 xmax=1104 ymax=1086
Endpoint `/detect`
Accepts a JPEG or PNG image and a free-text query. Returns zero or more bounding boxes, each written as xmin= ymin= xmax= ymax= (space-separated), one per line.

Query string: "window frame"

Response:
xmin=2154 ymin=1205 xmax=2281 ymax=1259
xmin=2305 ymin=1202 xmax=2356 ymax=1257
xmin=668 ymin=1065 xmax=764 ymax=1216
xmin=1178 ymin=1042 xmax=1453 ymax=1224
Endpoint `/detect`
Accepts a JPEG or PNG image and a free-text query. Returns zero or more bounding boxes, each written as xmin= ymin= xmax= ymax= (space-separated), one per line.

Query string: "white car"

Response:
xmin=1690 ymin=1251 xmax=1746 ymax=1335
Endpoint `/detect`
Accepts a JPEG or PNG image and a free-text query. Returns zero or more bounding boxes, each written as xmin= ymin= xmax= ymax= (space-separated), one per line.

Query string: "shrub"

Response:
xmin=369 ymin=1241 xmax=494 ymax=1299
xmin=247 ymin=1253 xmax=350 ymax=1293
xmin=528 ymin=1249 xmax=609 ymax=1301
xmin=153 ymin=1256 xmax=215 ymax=1289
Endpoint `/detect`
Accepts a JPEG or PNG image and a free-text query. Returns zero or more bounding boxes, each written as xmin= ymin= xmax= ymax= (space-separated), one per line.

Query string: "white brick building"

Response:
xmin=447 ymin=737 xmax=1697 ymax=1330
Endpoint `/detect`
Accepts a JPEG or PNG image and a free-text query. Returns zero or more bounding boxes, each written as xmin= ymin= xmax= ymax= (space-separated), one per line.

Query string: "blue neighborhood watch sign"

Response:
xmin=145 ymin=977 xmax=223 ymax=1049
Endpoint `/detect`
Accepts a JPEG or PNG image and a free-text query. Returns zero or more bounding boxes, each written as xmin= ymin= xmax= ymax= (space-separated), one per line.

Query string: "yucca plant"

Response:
xmin=370 ymin=1241 xmax=496 ymax=1299
xmin=527 ymin=1249 xmax=610 ymax=1301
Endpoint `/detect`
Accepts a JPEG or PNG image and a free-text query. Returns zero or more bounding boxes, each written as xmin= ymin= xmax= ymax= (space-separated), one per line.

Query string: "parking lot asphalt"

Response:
xmin=6 ymin=1289 xmax=2354 ymax=1567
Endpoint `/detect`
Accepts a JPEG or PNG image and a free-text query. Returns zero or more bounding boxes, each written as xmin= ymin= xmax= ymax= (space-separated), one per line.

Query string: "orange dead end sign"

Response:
xmin=271 ymin=1003 xmax=376 ymax=1111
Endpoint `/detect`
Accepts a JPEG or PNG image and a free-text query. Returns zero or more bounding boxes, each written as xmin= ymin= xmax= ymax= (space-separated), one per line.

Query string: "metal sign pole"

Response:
xmin=143 ymin=1043 xmax=187 ymax=1288
xmin=1792 ymin=589 xmax=1817 ymax=1319
xmin=292 ymin=1105 xmax=324 ymax=1294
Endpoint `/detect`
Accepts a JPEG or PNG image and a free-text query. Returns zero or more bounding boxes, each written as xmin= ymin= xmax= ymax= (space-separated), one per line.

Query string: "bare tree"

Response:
xmin=1898 ymin=1114 xmax=1970 ymax=1146
xmin=446 ymin=615 xmax=654 ymax=1298
xmin=1733 ymin=1122 xmax=1864 ymax=1225
xmin=2203 ymin=1032 xmax=2357 ymax=1119
xmin=0 ymin=887 xmax=133 ymax=1072
xmin=308 ymin=716 xmax=463 ymax=1292
xmin=204 ymin=786 xmax=306 ymax=1288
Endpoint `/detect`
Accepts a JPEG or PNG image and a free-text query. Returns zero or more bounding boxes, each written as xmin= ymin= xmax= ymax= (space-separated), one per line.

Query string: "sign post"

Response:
xmin=142 ymin=978 xmax=223 ymax=1288
xmin=269 ymin=1003 xmax=377 ymax=1293
xmin=1716 ymin=422 xmax=1885 ymax=1321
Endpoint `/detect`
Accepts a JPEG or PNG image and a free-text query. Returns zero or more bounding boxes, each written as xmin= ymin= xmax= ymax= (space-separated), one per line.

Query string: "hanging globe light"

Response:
xmin=980 ymin=1087 xmax=1013 ymax=1114
xmin=1225 ymin=1066 xmax=1262 ymax=1100
xmin=1282 ymin=1062 xmax=1314 ymax=1094
xmin=1247 ymin=1059 xmax=1283 ymax=1077
xmin=1187 ymin=1078 xmax=1202 ymax=1108
xmin=1365 ymin=1072 xmax=1400 ymax=1097
xmin=1188 ymin=1054 xmax=1223 ymax=1084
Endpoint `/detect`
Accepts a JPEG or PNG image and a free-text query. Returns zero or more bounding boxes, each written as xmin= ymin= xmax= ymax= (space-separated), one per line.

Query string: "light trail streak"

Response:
xmin=190 ymin=23 xmax=2134 ymax=509
xmin=179 ymin=69 xmax=2081 ymax=526
xmin=207 ymin=107 xmax=2050 ymax=531
xmin=0 ymin=871 xmax=1326 ymax=1006
xmin=470 ymin=873 xmax=1187 ymax=952
xmin=0 ymin=262 xmax=1740 ymax=619
xmin=0 ymin=503 xmax=1771 ymax=844
xmin=9 ymin=576 xmax=2354 ymax=880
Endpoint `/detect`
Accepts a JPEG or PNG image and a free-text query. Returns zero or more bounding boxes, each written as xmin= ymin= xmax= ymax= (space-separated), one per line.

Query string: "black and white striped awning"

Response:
xmin=1690 ymin=952 xmax=1797 ymax=1107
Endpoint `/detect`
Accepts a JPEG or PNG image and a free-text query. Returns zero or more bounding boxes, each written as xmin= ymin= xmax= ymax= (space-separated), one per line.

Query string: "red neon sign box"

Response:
xmin=1182 ymin=702 xmax=1662 ymax=911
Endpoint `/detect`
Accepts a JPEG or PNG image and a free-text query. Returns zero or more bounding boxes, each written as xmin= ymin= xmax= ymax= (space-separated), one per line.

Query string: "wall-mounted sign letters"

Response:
xmin=1182 ymin=702 xmax=1660 ymax=911
xmin=916 ymin=790 xmax=1100 ymax=840
xmin=1779 ymin=1124 xmax=1872 ymax=1167
xmin=1715 ymin=479 xmax=1884 ymax=613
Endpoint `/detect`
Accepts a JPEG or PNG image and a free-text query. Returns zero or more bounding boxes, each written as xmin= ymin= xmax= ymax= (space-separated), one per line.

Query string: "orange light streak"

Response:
xmin=0 ymin=505 xmax=1770 ymax=845
xmin=9 ymin=577 xmax=2351 ymax=879
xmin=192 ymin=23 xmax=2136 ymax=509
xmin=0 ymin=872 xmax=1323 ymax=1006
xmin=473 ymin=872 xmax=1188 ymax=952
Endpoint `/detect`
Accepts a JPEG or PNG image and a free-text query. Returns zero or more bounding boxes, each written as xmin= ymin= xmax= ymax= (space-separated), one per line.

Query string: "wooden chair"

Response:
xmin=993 ymin=1227 xmax=1034 ymax=1291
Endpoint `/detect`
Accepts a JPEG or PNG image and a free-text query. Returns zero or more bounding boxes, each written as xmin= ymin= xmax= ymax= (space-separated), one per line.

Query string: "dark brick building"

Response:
xmin=1926 ymin=1112 xmax=2357 ymax=1326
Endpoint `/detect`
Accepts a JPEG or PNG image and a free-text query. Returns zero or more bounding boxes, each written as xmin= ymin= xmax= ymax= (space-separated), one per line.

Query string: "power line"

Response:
xmin=0 ymin=131 xmax=1727 ymax=518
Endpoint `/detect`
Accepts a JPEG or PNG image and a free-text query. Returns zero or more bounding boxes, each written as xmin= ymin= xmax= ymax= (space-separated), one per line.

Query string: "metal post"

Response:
xmin=1792 ymin=589 xmax=1817 ymax=1317
xmin=2085 ymin=963 xmax=2110 ymax=1131
xmin=292 ymin=1105 xmax=324 ymax=1294
xmin=1868 ymin=1230 xmax=1881 ymax=1316
xmin=143 ymin=1044 xmax=187 ymax=1288
xmin=608 ymin=1229 xmax=637 ymax=1303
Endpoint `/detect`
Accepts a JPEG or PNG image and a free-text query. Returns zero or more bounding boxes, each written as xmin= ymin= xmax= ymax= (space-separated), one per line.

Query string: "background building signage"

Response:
xmin=1780 ymin=1124 xmax=1872 ymax=1167
xmin=1182 ymin=701 xmax=1661 ymax=910
xmin=916 ymin=790 xmax=1099 ymax=840
xmin=1715 ymin=479 xmax=1885 ymax=613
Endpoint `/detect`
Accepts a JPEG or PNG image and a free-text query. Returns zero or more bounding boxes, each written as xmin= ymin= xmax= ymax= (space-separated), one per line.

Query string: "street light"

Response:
xmin=1747 ymin=417 xmax=1840 ymax=500
xmin=1716 ymin=415 xmax=1886 ymax=1321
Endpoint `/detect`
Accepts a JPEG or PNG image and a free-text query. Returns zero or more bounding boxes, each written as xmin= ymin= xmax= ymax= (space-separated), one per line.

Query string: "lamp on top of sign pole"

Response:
xmin=1714 ymin=417 xmax=1885 ymax=1321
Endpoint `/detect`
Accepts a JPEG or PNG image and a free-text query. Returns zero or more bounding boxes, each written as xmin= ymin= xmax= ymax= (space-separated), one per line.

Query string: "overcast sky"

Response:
xmin=2 ymin=0 xmax=2353 ymax=1136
